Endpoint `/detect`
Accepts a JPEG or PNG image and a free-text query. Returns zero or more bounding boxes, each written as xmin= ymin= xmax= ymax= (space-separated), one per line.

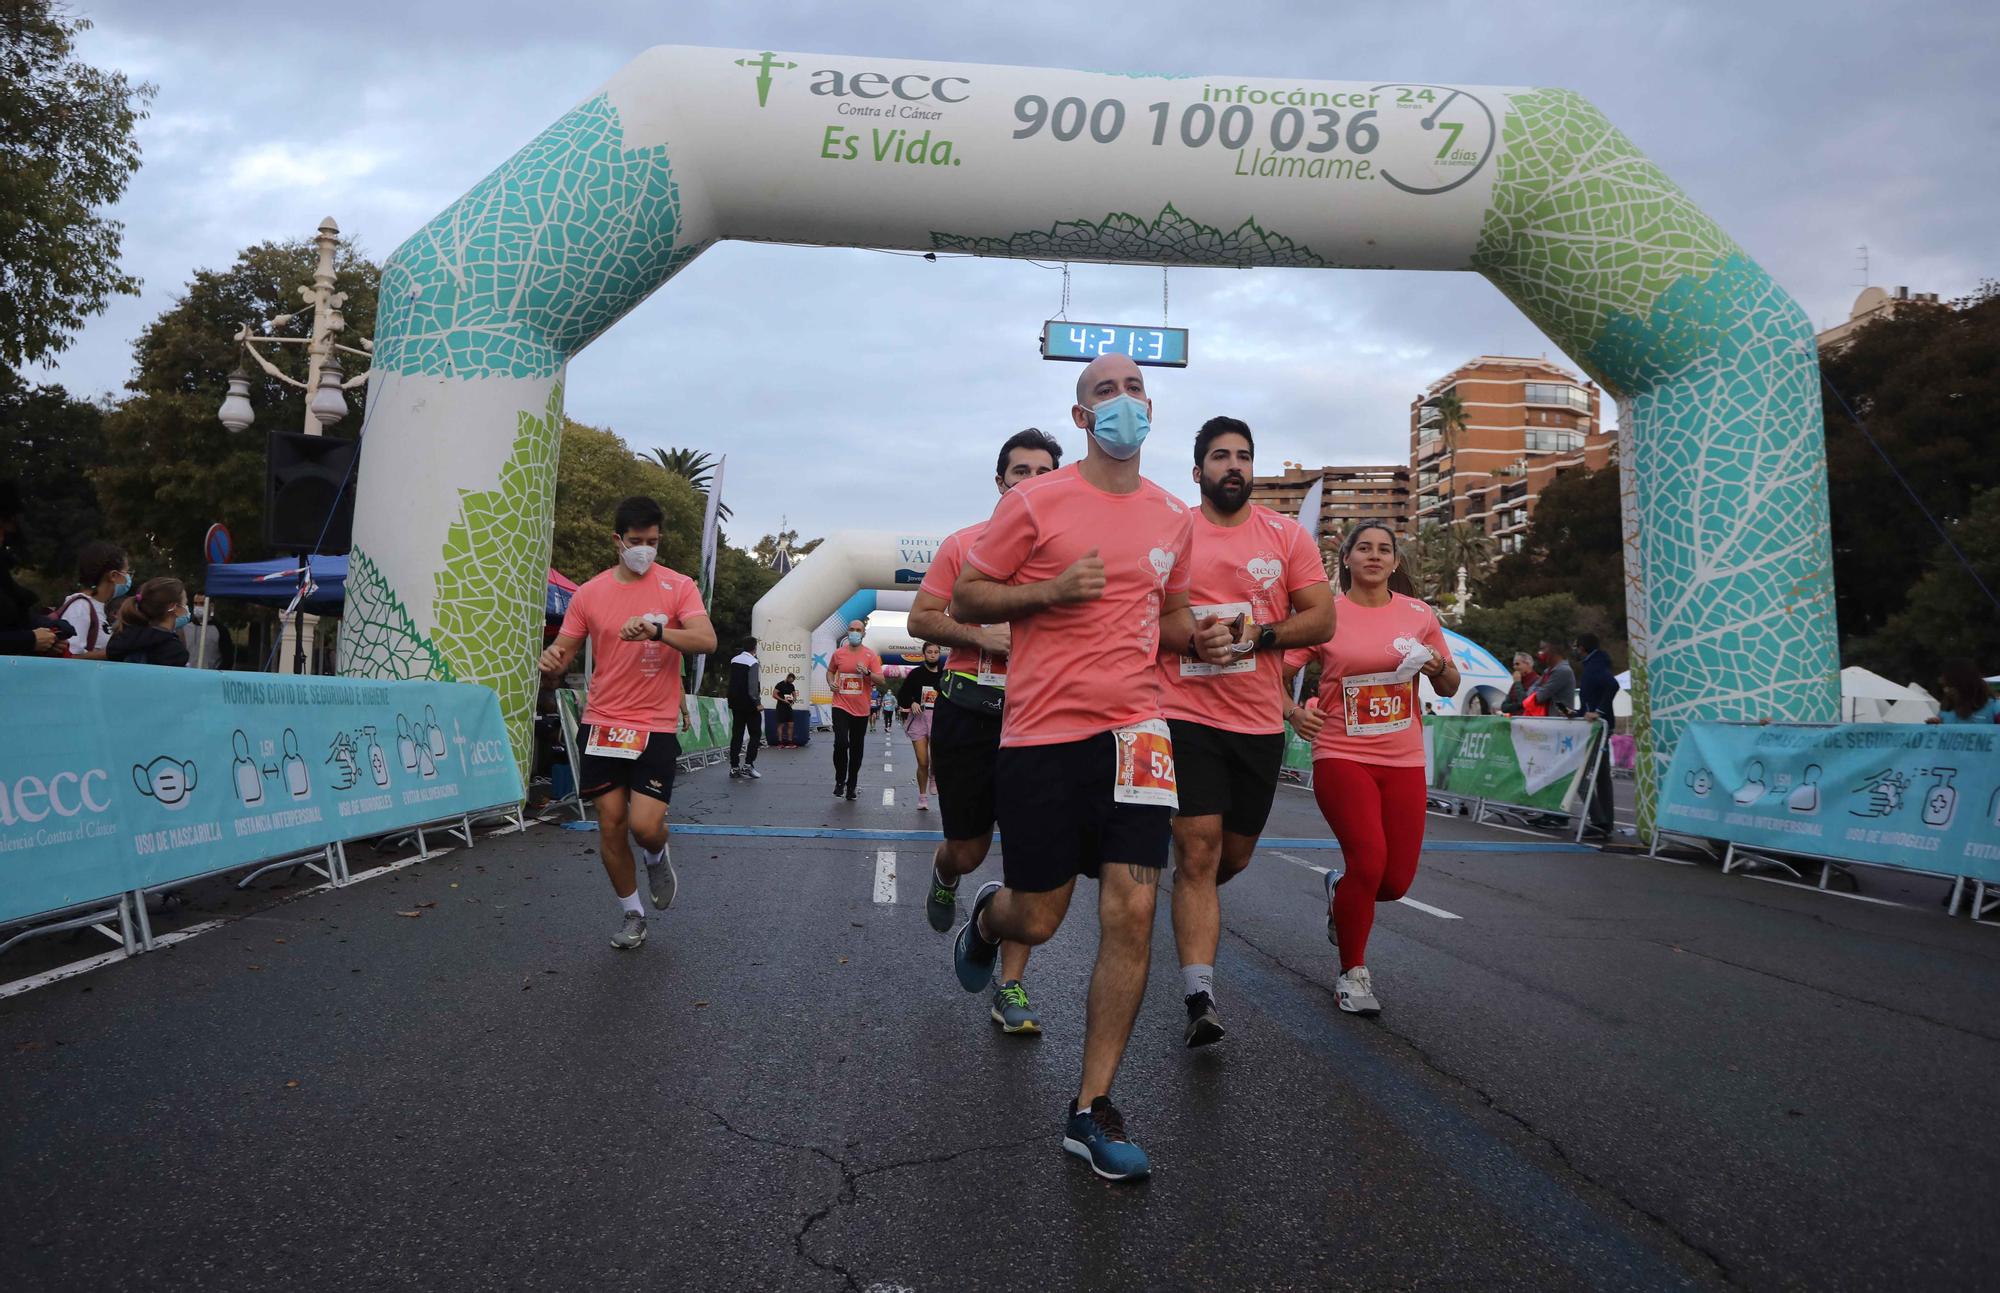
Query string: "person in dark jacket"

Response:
xmin=106 ymin=577 xmax=192 ymax=667
xmin=1574 ymin=633 xmax=1621 ymax=836
xmin=727 ymin=635 xmax=763 ymax=778
xmin=0 ymin=480 xmax=61 ymax=657
xmin=1530 ymin=640 xmax=1577 ymax=716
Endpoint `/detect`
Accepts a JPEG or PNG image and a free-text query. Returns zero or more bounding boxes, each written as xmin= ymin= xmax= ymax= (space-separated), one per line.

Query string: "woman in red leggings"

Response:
xmin=1283 ymin=523 xmax=1459 ymax=1015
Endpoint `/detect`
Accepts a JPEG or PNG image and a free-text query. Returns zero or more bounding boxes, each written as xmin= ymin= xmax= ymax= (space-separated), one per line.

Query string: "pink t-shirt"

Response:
xmin=1159 ymin=505 xmax=1328 ymax=735
xmin=559 ymin=564 xmax=707 ymax=733
xmin=921 ymin=520 xmax=1004 ymax=686
xmin=966 ymin=464 xmax=1194 ymax=748
xmin=827 ymin=644 xmax=883 ymax=717
xmin=1283 ymin=592 xmax=1451 ymax=768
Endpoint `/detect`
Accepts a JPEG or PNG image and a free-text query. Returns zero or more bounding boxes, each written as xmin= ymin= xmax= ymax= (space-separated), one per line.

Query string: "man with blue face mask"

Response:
xmin=827 ymin=618 xmax=884 ymax=800
xmin=950 ymin=353 xmax=1237 ymax=1181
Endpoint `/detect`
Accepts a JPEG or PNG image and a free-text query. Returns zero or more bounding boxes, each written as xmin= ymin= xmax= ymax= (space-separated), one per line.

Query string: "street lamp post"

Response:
xmin=217 ymin=216 xmax=374 ymax=674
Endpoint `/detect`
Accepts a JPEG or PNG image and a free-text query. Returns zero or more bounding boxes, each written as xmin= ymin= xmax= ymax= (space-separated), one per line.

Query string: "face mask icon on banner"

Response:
xmin=133 ymin=756 xmax=198 ymax=810
xmin=231 ymin=730 xmax=263 ymax=807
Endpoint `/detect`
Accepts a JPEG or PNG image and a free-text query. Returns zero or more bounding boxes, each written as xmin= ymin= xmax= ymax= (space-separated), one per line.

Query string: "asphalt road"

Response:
xmin=3 ymin=730 xmax=1996 ymax=1291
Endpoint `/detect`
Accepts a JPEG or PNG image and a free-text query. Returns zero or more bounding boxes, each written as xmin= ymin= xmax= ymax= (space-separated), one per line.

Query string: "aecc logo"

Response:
xmin=0 ymin=769 xmax=112 ymax=824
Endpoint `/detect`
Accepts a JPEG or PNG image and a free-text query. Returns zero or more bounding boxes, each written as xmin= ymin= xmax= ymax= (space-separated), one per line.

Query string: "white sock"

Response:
xmin=1183 ymin=964 xmax=1214 ymax=1001
xmin=618 ymin=890 xmax=644 ymax=916
xmin=640 ymin=840 xmax=666 ymax=868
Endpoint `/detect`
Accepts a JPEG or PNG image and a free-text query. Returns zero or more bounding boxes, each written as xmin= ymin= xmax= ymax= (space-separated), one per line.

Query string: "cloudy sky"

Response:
xmin=34 ymin=1 xmax=1996 ymax=550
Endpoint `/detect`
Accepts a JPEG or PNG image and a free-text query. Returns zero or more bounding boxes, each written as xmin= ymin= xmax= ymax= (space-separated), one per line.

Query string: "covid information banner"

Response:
xmin=1426 ymin=715 xmax=1604 ymax=812
xmin=0 ymin=658 xmax=524 ymax=926
xmin=1658 ymin=721 xmax=2000 ymax=881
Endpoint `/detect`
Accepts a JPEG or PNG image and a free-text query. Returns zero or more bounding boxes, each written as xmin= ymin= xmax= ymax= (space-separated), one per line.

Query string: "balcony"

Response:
xmin=1523 ymin=382 xmax=1591 ymax=414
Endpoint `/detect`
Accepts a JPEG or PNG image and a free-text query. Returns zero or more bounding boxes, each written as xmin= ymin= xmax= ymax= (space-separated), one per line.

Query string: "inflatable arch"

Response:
xmin=339 ymin=45 xmax=1838 ymax=830
xmin=750 ymin=530 xmax=941 ymax=709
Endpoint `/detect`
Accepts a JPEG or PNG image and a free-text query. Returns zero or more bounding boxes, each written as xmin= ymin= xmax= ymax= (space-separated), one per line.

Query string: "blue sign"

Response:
xmin=0 ymin=658 xmax=524 ymax=925
xmin=1658 ymin=720 xmax=2000 ymax=882
xmin=204 ymin=522 xmax=232 ymax=565
xmin=1041 ymin=320 xmax=1189 ymax=368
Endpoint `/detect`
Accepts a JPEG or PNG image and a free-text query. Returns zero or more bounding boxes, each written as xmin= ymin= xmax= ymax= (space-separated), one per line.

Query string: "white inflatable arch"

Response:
xmin=340 ymin=45 xmax=1837 ymax=831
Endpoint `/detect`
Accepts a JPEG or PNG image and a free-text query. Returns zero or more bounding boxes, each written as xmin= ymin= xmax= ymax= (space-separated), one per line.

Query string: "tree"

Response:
xmin=94 ymin=240 xmax=379 ymax=577
xmin=1431 ymin=390 xmax=1468 ymax=461
xmin=1822 ymin=282 xmax=2000 ymax=650
xmin=0 ymin=369 xmax=105 ymax=597
xmin=552 ymin=419 xmax=703 ymax=581
xmin=1404 ymin=522 xmax=1454 ymax=603
xmin=1849 ymin=486 xmax=2000 ymax=681
xmin=651 ymin=445 xmax=730 ymax=521
xmin=1478 ymin=465 xmax=1627 ymax=630
xmin=697 ymin=543 xmax=782 ymax=695
xmin=1458 ymin=592 xmax=1621 ymax=669
xmin=0 ymin=3 xmax=155 ymax=376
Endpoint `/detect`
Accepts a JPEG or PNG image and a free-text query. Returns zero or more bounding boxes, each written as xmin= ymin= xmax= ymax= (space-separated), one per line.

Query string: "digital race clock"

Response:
xmin=1040 ymin=320 xmax=1190 ymax=368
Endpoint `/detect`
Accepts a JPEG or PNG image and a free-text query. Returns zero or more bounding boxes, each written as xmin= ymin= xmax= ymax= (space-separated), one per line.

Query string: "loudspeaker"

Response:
xmin=265 ymin=431 xmax=357 ymax=552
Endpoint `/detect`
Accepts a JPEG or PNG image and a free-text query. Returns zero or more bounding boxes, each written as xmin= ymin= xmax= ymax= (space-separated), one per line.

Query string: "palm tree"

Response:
xmin=1430 ymin=390 xmax=1468 ymax=463
xmin=1406 ymin=522 xmax=1454 ymax=603
xmin=651 ymin=446 xmax=730 ymax=521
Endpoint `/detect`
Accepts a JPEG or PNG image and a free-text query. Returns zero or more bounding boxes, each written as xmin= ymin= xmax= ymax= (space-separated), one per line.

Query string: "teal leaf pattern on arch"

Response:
xmin=429 ymin=386 xmax=564 ymax=783
xmin=932 ymin=202 xmax=1334 ymax=268
xmin=1467 ymin=86 xmax=1838 ymax=830
xmin=373 ymin=94 xmax=702 ymax=379
xmin=342 ymin=548 xmax=453 ymax=682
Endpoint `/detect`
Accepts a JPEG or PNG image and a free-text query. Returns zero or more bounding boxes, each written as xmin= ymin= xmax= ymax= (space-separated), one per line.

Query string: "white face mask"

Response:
xmin=620 ymin=544 xmax=656 ymax=574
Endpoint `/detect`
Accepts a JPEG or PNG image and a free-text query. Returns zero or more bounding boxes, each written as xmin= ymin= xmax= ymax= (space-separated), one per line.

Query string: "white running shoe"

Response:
xmin=918 ymin=792 xmax=929 ymax=811
xmin=1335 ymin=966 xmax=1380 ymax=1016
xmin=746 ymin=766 xmax=763 ymax=779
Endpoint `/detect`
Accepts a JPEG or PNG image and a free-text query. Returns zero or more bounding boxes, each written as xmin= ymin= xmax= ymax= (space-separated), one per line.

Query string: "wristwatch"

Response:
xmin=1256 ymin=624 xmax=1279 ymax=652
xmin=652 ymin=621 xmax=665 ymax=642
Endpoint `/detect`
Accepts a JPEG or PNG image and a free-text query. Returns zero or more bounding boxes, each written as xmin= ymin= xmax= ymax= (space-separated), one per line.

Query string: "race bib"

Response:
xmin=920 ymin=686 xmax=938 ymax=710
xmin=837 ymin=673 xmax=864 ymax=697
xmin=585 ymin=725 xmax=648 ymax=760
xmin=1112 ymin=719 xmax=1179 ymax=808
xmin=976 ymin=644 xmax=1008 ymax=688
xmin=1341 ymin=672 xmax=1415 ymax=737
xmin=1180 ymin=601 xmax=1256 ymax=677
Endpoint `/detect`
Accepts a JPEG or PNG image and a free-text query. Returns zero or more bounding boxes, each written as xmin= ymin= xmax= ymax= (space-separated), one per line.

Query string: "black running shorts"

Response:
xmin=931 ymin=698 xmax=1002 ymax=842
xmin=577 ymin=725 xmax=680 ymax=805
xmin=1168 ymin=719 xmax=1286 ymax=837
xmin=994 ymin=731 xmax=1172 ymax=893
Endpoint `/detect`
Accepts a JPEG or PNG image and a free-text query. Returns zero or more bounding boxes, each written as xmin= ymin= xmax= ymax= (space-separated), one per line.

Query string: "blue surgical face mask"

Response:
xmin=174 ymin=611 xmax=192 ymax=630
xmin=846 ymin=630 xmax=864 ymax=647
xmin=113 ymin=576 xmax=133 ymax=598
xmin=1087 ymin=394 xmax=1150 ymax=460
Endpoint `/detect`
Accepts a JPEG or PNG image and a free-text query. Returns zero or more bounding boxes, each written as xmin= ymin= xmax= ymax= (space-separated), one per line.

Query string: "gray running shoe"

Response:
xmin=611 ymin=910 xmax=648 ymax=950
xmin=644 ymin=849 xmax=677 ymax=910
xmin=926 ymin=867 xmax=959 ymax=933
xmin=745 ymin=765 xmax=762 ymax=779
xmin=1335 ymin=966 xmax=1380 ymax=1015
xmin=991 ymin=979 xmax=1042 ymax=1035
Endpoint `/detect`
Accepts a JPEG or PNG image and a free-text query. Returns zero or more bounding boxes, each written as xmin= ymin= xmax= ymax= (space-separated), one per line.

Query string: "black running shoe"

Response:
xmin=1184 ymin=991 xmax=1225 ymax=1048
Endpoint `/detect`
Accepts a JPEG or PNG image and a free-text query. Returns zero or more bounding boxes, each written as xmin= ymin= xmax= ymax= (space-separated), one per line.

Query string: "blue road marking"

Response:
xmin=668 ymin=824 xmax=1593 ymax=853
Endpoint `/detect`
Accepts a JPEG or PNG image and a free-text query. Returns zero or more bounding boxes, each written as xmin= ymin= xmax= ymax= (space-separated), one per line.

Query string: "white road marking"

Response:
xmin=882 ymin=787 xmax=895 ymax=807
xmin=1271 ymin=850 xmax=1461 ymax=919
xmin=873 ymin=849 xmax=897 ymax=904
xmin=883 ymin=762 xmax=893 ymax=771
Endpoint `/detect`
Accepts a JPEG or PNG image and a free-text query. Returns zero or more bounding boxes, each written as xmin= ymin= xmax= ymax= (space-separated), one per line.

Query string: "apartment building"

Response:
xmin=1409 ymin=355 xmax=1616 ymax=555
xmin=1248 ymin=462 xmax=1413 ymax=550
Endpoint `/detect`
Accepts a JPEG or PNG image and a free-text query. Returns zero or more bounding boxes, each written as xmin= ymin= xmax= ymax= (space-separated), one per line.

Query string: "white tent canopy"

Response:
xmin=1841 ymin=666 xmax=1935 ymax=723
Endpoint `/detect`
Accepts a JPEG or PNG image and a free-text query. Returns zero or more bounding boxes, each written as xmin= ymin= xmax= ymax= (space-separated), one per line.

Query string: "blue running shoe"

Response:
xmin=1063 ymin=1097 xmax=1150 ymax=1182
xmin=953 ymin=881 xmax=1002 ymax=992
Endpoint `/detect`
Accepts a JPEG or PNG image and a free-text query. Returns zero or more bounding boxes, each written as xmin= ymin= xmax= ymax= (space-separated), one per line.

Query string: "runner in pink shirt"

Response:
xmin=949 ymin=353 xmax=1237 ymax=1184
xmin=825 ymin=623 xmax=883 ymax=800
xmin=1158 ymin=418 xmax=1334 ymax=1048
xmin=540 ymin=496 xmax=716 ymax=951
xmin=907 ymin=428 xmax=1063 ymax=1038
xmin=1283 ymin=522 xmax=1459 ymax=1016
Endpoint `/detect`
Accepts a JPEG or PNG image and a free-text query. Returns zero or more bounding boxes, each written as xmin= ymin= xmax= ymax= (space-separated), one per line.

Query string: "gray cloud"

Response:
xmin=38 ymin=0 xmax=1995 ymax=549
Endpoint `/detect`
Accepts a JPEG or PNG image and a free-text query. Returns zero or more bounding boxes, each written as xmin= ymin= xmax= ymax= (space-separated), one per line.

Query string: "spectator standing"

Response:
xmin=60 ymin=540 xmax=129 ymax=660
xmin=180 ymin=592 xmax=226 ymax=668
xmin=773 ymin=673 xmax=798 ymax=746
xmin=106 ymin=578 xmax=192 ymax=666
xmin=728 ymin=635 xmax=764 ymax=778
xmin=0 ymin=481 xmax=60 ymax=656
xmin=1929 ymin=658 xmax=1999 ymax=725
xmin=1500 ymin=652 xmax=1540 ymax=715
xmin=1531 ymin=640 xmax=1576 ymax=716
xmin=1574 ymin=632 xmax=1621 ymax=837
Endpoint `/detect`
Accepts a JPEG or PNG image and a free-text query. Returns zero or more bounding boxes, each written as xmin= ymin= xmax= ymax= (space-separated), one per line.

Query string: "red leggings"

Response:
xmin=1311 ymin=759 xmax=1428 ymax=971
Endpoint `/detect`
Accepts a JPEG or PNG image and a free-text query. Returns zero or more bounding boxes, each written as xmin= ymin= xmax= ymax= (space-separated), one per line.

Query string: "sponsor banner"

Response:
xmin=0 ymin=658 xmax=523 ymax=926
xmin=1426 ymin=714 xmax=1603 ymax=812
xmin=1659 ymin=720 xmax=2000 ymax=882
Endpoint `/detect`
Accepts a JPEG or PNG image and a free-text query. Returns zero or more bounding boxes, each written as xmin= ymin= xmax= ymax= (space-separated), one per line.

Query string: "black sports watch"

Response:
xmin=1256 ymin=624 xmax=1279 ymax=652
